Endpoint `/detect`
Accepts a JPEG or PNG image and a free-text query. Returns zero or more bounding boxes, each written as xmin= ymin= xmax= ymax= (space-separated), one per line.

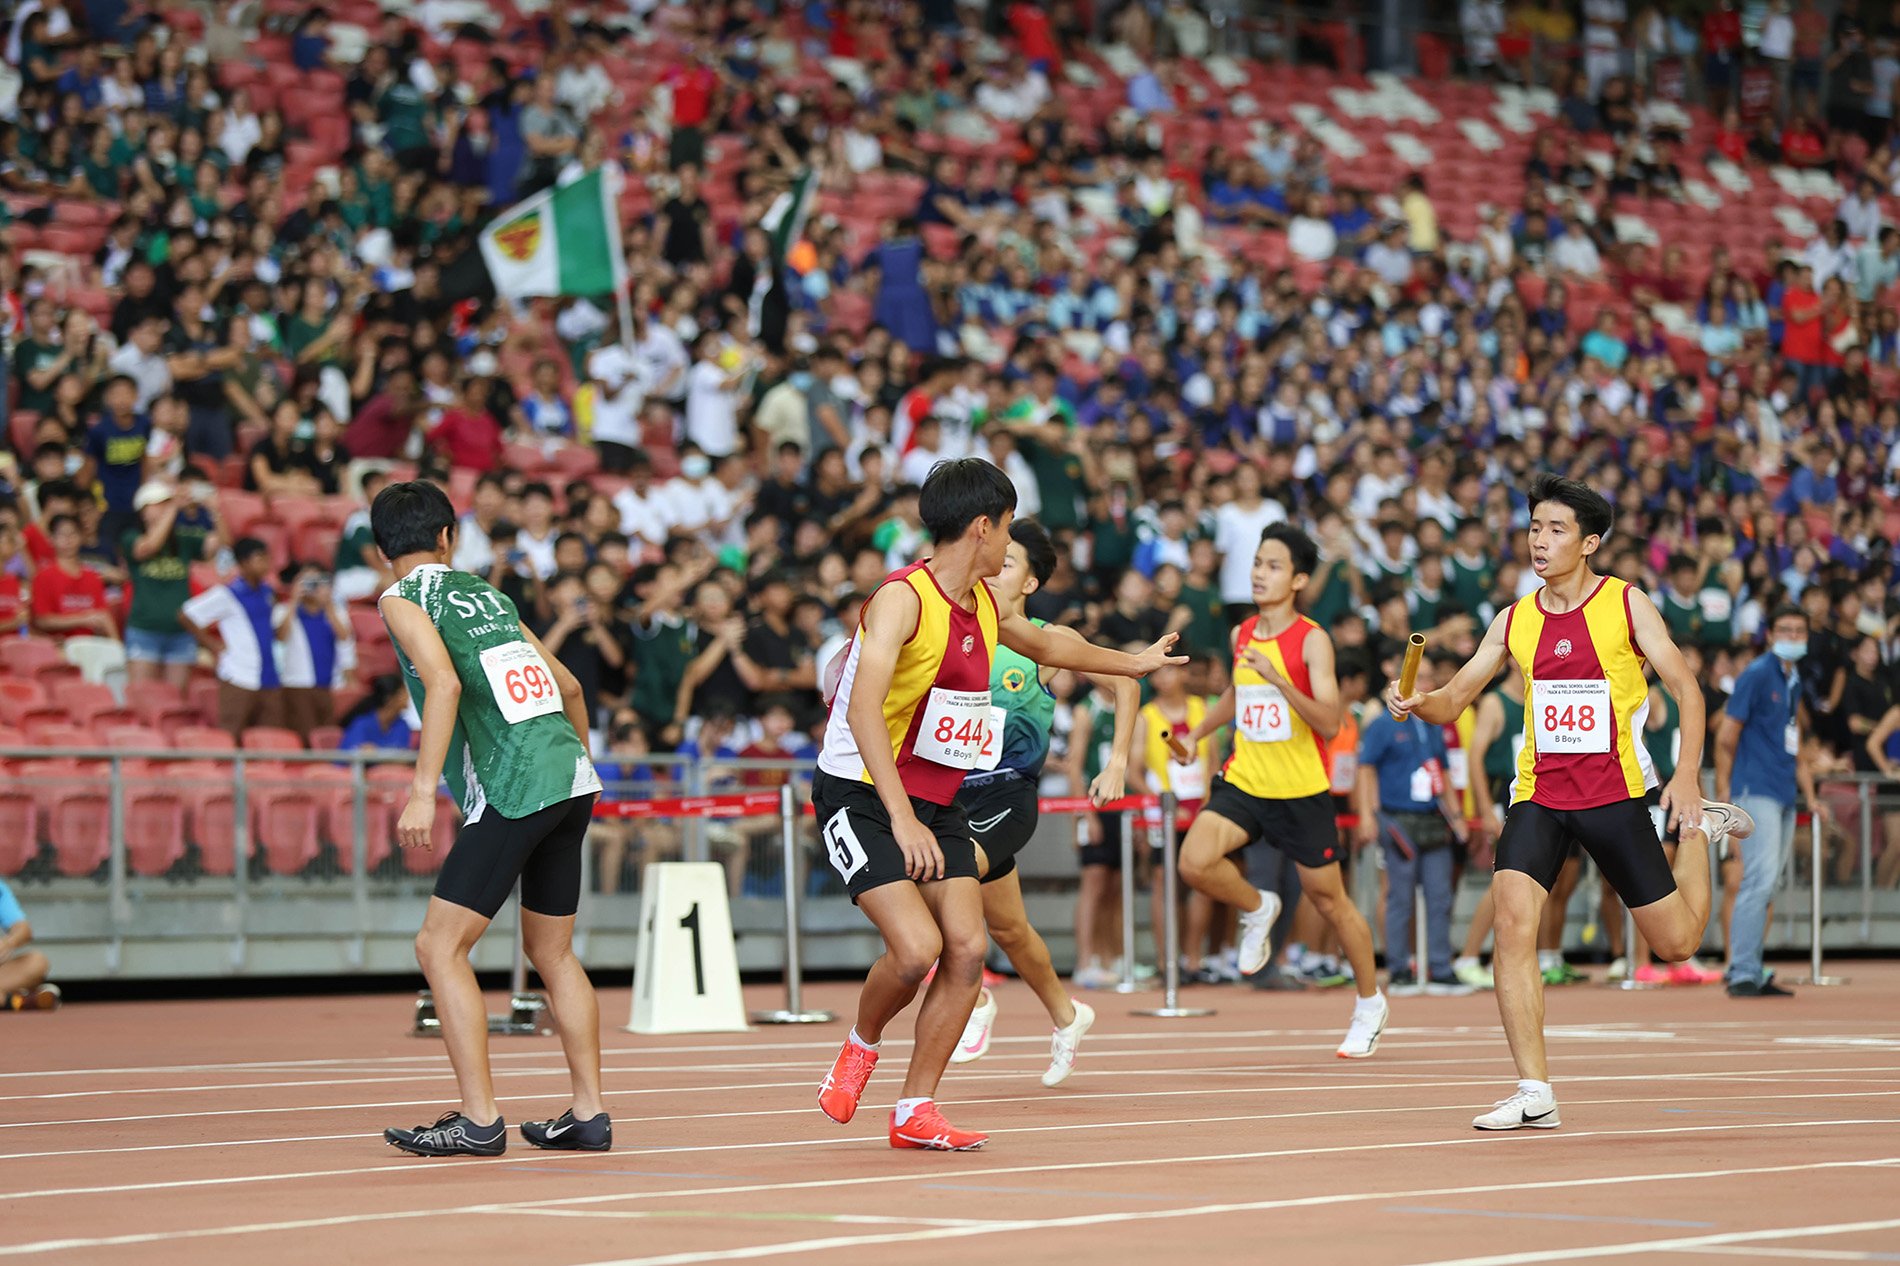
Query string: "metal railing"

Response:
xmin=10 ymin=745 xmax=1898 ymax=981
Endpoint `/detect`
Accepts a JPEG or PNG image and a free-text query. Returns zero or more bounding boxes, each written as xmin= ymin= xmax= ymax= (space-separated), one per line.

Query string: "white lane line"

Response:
xmin=1668 ymin=1248 xmax=1900 ymax=1261
xmin=10 ymin=1018 xmax=1890 ymax=1081
xmin=0 ymin=1112 xmax=1893 ymax=1211
xmin=498 ymin=1210 xmax=998 ymax=1229
xmin=10 ymin=1045 xmax=1890 ymax=1122
xmin=6 ymin=1058 xmax=1895 ymax=1135
xmin=0 ymin=1039 xmax=1543 ymax=1104
xmin=1401 ymin=1217 xmax=1900 ymax=1266
xmin=10 ymin=1148 xmax=1887 ymax=1263
xmin=3 ymin=1087 xmax=1890 ymax=1163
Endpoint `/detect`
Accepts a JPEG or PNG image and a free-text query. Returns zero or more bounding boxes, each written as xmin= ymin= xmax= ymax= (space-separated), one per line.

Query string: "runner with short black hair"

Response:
xmin=813 ymin=459 xmax=1182 ymax=1151
xmin=1389 ymin=473 xmax=1753 ymax=1131
xmin=372 ymin=480 xmax=612 ymax=1159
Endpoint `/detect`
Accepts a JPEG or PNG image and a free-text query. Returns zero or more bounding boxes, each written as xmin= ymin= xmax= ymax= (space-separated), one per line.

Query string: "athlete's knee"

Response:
xmin=1492 ymin=891 xmax=1542 ymax=947
xmin=885 ymin=926 xmax=944 ymax=985
xmin=414 ymin=924 xmax=473 ymax=972
xmin=15 ymin=950 xmax=47 ymax=985
xmin=1178 ymin=843 xmax=1219 ymax=887
xmin=1645 ymin=922 xmax=1699 ymax=962
xmin=987 ymin=915 xmax=1035 ymax=956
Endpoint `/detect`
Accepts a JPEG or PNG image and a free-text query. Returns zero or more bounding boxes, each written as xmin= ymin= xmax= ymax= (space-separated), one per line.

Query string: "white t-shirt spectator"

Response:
xmin=684 ymin=360 xmax=743 ymax=458
xmin=1288 ymin=215 xmax=1337 ymax=262
xmin=1838 ymin=192 xmax=1883 ymax=243
xmin=1551 ymin=231 xmax=1603 ymax=278
xmin=586 ymin=343 xmax=644 ymax=448
xmin=1365 ymin=241 xmax=1414 ymax=287
xmin=1213 ymin=498 xmax=1289 ymax=604
xmin=108 ymin=343 xmax=172 ymax=412
xmin=181 ymin=582 xmax=276 ymax=691
xmin=612 ymin=484 xmax=671 ymax=551
xmin=634 ymin=323 xmax=690 ymax=401
xmin=517 ymin=527 xmax=559 ymax=580
xmin=659 ymin=474 xmax=733 ymax=537
xmin=452 ymin=513 xmax=497 ymax=574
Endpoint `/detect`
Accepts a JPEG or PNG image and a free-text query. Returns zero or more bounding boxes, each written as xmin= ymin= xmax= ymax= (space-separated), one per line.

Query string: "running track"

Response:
xmin=4 ymin=967 xmax=1900 ymax=1265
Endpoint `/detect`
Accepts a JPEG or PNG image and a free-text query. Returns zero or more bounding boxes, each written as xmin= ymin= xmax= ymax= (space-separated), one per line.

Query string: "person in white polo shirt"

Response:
xmin=181 ymin=538 xmax=285 ymax=735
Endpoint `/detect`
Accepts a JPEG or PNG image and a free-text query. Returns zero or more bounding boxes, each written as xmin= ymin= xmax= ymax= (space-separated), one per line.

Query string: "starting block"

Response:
xmin=411 ymin=989 xmax=551 ymax=1037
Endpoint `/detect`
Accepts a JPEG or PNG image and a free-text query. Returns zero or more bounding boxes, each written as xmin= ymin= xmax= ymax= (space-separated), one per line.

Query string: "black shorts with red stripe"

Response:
xmin=1204 ymin=780 xmax=1343 ymax=869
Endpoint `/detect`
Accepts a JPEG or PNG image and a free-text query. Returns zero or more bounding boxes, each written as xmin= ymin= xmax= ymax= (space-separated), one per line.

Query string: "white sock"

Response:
xmin=848 ymin=1027 xmax=879 ymax=1052
xmin=1454 ymin=955 xmax=1478 ymax=971
xmin=1355 ymin=989 xmax=1386 ymax=1014
xmin=1538 ymin=950 xmax=1560 ymax=972
xmin=1518 ymin=1078 xmax=1553 ymax=1099
xmin=893 ymin=1096 xmax=931 ymax=1126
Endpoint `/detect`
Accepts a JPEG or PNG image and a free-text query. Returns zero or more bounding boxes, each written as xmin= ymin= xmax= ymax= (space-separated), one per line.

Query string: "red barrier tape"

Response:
xmin=593 ymin=792 xmax=784 ymax=820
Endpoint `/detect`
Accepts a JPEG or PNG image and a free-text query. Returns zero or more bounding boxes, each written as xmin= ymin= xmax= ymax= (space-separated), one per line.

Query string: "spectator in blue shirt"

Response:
xmin=1715 ymin=606 xmax=1820 ymax=997
xmin=1355 ymin=662 xmax=1470 ymax=988
xmin=339 ymin=674 xmax=415 ymax=754
xmin=0 ymin=878 xmax=57 ymax=1010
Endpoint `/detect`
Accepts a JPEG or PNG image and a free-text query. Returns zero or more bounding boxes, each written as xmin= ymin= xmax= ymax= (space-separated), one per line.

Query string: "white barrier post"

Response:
xmin=1799 ymin=807 xmax=1845 ymax=986
xmin=1114 ymin=807 xmax=1142 ymax=993
xmin=753 ymin=783 xmax=835 ymax=1024
xmin=1134 ymin=792 xmax=1213 ymax=1018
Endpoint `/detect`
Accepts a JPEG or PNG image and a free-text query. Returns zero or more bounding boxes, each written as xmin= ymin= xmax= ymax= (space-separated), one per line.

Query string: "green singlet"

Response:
xmin=985 ymin=618 xmax=1056 ymax=778
xmin=383 ymin=564 xmax=601 ymax=822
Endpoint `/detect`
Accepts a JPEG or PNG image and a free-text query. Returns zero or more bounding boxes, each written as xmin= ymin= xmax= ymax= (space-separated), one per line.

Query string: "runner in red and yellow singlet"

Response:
xmin=812 ymin=459 xmax=1182 ymax=1152
xmin=1178 ymin=524 xmax=1389 ymax=1059
xmin=1389 ymin=475 xmax=1754 ymax=1133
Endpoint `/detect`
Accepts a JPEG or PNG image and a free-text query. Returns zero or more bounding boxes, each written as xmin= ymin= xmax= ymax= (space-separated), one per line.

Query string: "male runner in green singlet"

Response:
xmin=373 ymin=481 xmax=612 ymax=1158
xmin=949 ymin=520 xmax=1140 ymax=1086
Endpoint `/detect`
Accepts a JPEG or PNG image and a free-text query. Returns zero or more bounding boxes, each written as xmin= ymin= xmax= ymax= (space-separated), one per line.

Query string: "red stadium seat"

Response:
xmin=174 ymin=725 xmax=237 ymax=753
xmin=29 ymin=759 xmax=111 ymax=876
xmin=308 ymin=725 xmax=344 ymax=752
xmin=102 ymin=725 xmax=171 ymax=750
xmin=26 ymin=721 xmax=90 ymax=748
xmin=123 ymin=772 xmax=188 ymax=876
xmin=305 ymin=766 xmax=392 ymax=872
xmin=171 ymin=760 xmax=241 ymax=874
xmin=248 ymin=761 xmax=323 ymax=875
xmin=0 ymin=640 xmax=62 ymax=679
xmin=217 ymin=490 xmax=268 ymax=536
xmin=124 ymin=680 xmax=184 ymax=719
xmin=62 ymin=683 xmax=122 ymax=726
xmin=242 ymin=727 xmax=304 ymax=752
xmin=293 ymin=520 xmax=342 ymax=566
xmin=0 ymin=787 xmax=38 ymax=873
xmin=0 ymin=679 xmax=48 ymax=725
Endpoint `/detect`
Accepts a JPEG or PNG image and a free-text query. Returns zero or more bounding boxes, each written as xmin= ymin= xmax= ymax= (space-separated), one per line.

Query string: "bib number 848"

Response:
xmin=1542 ymin=703 xmax=1596 ymax=733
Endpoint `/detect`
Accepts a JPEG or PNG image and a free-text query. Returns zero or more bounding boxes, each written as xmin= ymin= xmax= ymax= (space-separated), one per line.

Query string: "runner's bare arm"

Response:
xmin=520 ymin=622 xmax=590 ymax=751
xmin=1049 ymin=624 xmax=1137 ymax=802
xmin=1628 ymin=588 xmax=1706 ymax=830
xmin=998 ymin=609 xmax=1185 ymax=678
xmin=848 ymin=582 xmax=942 ymax=878
xmin=380 ymin=595 xmax=459 ymax=849
xmin=1390 ymin=611 xmax=1511 ymax=724
xmin=1187 ymin=626 xmax=1242 ymax=745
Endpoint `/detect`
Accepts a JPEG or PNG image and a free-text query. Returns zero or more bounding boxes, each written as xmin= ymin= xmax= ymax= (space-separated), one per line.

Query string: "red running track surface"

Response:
xmin=3 ymin=968 xmax=1900 ymax=1265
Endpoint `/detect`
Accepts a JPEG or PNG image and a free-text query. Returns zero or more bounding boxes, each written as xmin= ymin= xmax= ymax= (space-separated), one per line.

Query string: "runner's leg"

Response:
xmin=1298 ymin=860 xmax=1378 ymax=998
xmin=1178 ymin=810 xmax=1262 ymax=909
xmin=854 ymin=881 xmax=945 ymax=1045
xmin=413 ymin=897 xmax=499 ymax=1123
xmin=906 ymin=876 xmax=987 ymax=1100
xmin=1631 ymin=826 xmax=1713 ymax=961
xmin=1492 ymin=869 xmax=1551 ymax=1082
xmin=521 ymin=909 xmax=605 ymax=1120
xmin=983 ymin=868 xmax=1076 ymax=1027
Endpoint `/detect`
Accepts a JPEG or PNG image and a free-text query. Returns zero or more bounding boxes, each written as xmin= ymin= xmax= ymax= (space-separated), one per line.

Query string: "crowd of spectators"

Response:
xmin=0 ymin=0 xmax=1896 ymax=894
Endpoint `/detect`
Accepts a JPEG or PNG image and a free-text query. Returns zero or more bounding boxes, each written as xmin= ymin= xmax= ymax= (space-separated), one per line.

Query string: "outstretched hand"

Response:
xmin=1132 ymin=632 xmax=1189 ymax=678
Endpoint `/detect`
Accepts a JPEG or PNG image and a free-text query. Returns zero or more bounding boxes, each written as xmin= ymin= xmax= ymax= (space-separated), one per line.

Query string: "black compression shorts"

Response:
xmin=956 ymin=774 xmax=1040 ymax=884
xmin=1495 ymin=793 xmax=1678 ymax=908
xmin=435 ymin=793 xmax=597 ymax=920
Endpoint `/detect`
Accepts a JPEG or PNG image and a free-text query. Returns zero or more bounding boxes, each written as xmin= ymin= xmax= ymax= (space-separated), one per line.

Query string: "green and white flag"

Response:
xmin=478 ymin=168 xmax=626 ymax=299
xmin=760 ymin=168 xmax=817 ymax=267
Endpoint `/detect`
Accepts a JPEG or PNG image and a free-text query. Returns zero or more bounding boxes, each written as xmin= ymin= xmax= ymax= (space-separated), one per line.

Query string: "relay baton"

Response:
xmin=1160 ymin=728 xmax=1192 ymax=763
xmin=1390 ymin=633 xmax=1427 ymax=720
